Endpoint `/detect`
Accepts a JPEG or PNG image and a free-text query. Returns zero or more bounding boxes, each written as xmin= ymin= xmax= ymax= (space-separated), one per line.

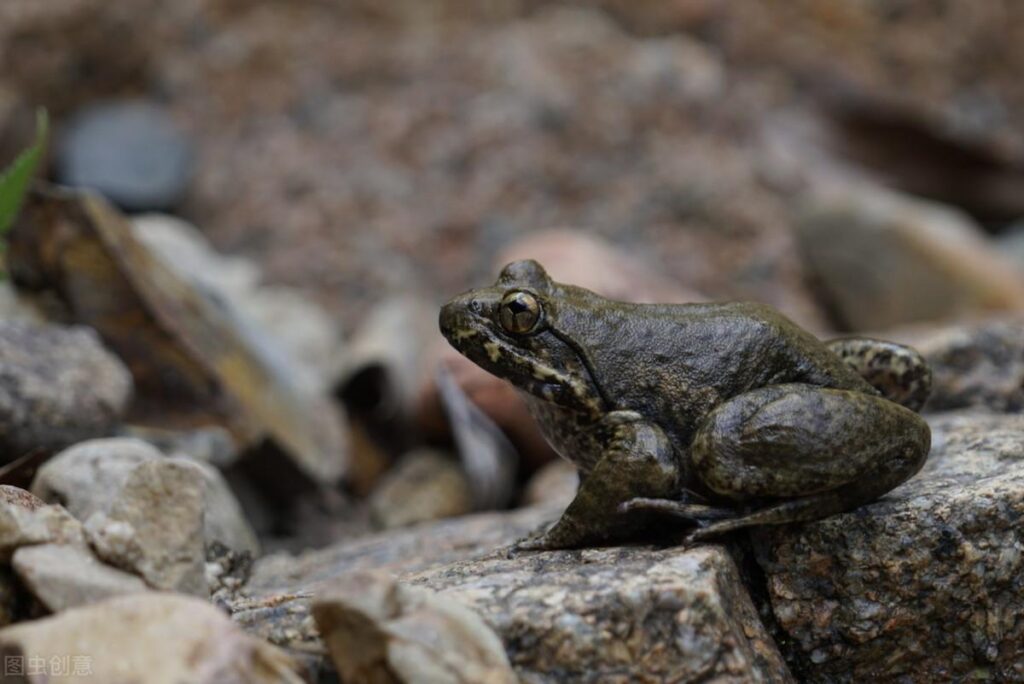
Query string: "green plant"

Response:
xmin=0 ymin=108 xmax=48 ymax=237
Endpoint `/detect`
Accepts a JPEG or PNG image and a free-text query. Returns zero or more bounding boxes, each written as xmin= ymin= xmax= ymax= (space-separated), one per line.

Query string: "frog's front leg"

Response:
xmin=684 ymin=383 xmax=930 ymax=542
xmin=516 ymin=411 xmax=681 ymax=550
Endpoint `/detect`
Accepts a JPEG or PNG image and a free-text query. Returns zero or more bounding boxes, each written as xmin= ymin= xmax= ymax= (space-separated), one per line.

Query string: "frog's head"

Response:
xmin=439 ymin=260 xmax=608 ymax=416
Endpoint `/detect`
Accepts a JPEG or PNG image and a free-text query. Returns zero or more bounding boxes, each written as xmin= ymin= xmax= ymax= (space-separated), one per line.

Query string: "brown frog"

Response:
xmin=439 ymin=260 xmax=932 ymax=548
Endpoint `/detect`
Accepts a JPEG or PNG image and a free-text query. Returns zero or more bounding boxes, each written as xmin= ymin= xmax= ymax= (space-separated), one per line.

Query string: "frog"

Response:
xmin=439 ymin=259 xmax=932 ymax=549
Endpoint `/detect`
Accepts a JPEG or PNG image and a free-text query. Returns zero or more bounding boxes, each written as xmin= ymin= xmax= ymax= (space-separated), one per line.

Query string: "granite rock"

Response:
xmin=0 ymin=486 xmax=84 ymax=561
xmin=754 ymin=412 xmax=1024 ymax=682
xmin=11 ymin=543 xmax=148 ymax=612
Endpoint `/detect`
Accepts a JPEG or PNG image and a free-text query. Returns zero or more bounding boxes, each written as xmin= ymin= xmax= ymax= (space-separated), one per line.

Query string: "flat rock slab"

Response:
xmin=754 ymin=411 xmax=1024 ymax=682
xmin=232 ymin=504 xmax=792 ymax=683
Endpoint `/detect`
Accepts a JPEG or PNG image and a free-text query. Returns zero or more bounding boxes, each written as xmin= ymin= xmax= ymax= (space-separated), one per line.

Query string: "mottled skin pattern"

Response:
xmin=439 ymin=260 xmax=932 ymax=548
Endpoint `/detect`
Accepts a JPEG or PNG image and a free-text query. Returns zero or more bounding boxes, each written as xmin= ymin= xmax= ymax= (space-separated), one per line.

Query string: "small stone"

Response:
xmin=368 ymin=450 xmax=474 ymax=529
xmin=0 ymin=593 xmax=303 ymax=683
xmin=57 ymin=101 xmax=193 ymax=211
xmin=12 ymin=543 xmax=148 ymax=612
xmin=0 ymin=485 xmax=84 ymax=560
xmin=0 ymin=322 xmax=132 ymax=460
xmin=797 ymin=183 xmax=1024 ymax=330
xmin=313 ymin=570 xmax=516 ymax=684
xmin=32 ymin=438 xmax=258 ymax=557
xmin=84 ymin=459 xmax=207 ymax=596
xmin=521 ymin=459 xmax=579 ymax=508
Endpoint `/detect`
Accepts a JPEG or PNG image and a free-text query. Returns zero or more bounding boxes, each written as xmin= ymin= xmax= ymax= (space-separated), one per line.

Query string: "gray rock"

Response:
xmin=368 ymin=450 xmax=473 ymax=530
xmin=12 ymin=543 xmax=148 ymax=612
xmin=32 ymin=438 xmax=258 ymax=557
xmin=313 ymin=570 xmax=516 ymax=684
xmin=57 ymin=101 xmax=192 ymax=211
xmin=84 ymin=459 xmax=207 ymax=596
xmin=231 ymin=505 xmax=792 ymax=682
xmin=0 ymin=322 xmax=132 ymax=459
xmin=0 ymin=485 xmax=84 ymax=560
xmin=797 ymin=183 xmax=1024 ymax=330
xmin=0 ymin=593 xmax=303 ymax=683
xmin=754 ymin=412 xmax=1024 ymax=682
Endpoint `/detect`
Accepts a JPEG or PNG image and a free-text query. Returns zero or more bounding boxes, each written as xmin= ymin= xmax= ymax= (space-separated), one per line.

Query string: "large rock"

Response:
xmin=32 ymin=438 xmax=258 ymax=556
xmin=84 ymin=459 xmax=207 ymax=596
xmin=0 ymin=486 xmax=84 ymax=560
xmin=754 ymin=412 xmax=1024 ymax=682
xmin=231 ymin=504 xmax=792 ymax=682
xmin=0 ymin=593 xmax=303 ymax=683
xmin=797 ymin=184 xmax=1024 ymax=330
xmin=0 ymin=322 xmax=132 ymax=459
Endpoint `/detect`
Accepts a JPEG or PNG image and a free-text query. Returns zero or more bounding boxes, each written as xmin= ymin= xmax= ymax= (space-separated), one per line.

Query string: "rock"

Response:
xmin=368 ymin=450 xmax=473 ymax=530
xmin=231 ymin=504 xmax=792 ymax=682
xmin=754 ymin=412 xmax=1024 ymax=682
xmin=84 ymin=459 xmax=207 ymax=596
xmin=32 ymin=438 xmax=259 ymax=557
xmin=0 ymin=321 xmax=132 ymax=460
xmin=797 ymin=183 xmax=1024 ymax=330
xmin=56 ymin=101 xmax=192 ymax=211
xmin=0 ymin=282 xmax=45 ymax=324
xmin=12 ymin=543 xmax=148 ymax=612
xmin=521 ymin=459 xmax=578 ymax=508
xmin=133 ymin=213 xmax=345 ymax=392
xmin=0 ymin=593 xmax=303 ymax=683
xmin=0 ymin=486 xmax=84 ymax=560
xmin=312 ymin=570 xmax=516 ymax=684
xmin=902 ymin=319 xmax=1024 ymax=413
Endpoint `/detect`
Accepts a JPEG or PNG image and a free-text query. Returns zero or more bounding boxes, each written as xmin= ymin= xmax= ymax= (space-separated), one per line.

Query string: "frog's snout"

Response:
xmin=439 ymin=293 xmax=487 ymax=347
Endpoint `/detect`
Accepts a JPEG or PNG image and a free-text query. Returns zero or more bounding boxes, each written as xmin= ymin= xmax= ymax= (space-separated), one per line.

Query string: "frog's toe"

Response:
xmin=619 ymin=497 xmax=736 ymax=521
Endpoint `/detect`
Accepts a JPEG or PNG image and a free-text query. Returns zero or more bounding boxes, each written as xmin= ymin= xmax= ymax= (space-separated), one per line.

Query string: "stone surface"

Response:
xmin=901 ymin=319 xmax=1024 ymax=414
xmin=57 ymin=101 xmax=192 ymax=211
xmin=84 ymin=459 xmax=207 ymax=596
xmin=313 ymin=570 xmax=516 ymax=684
xmin=231 ymin=504 xmax=792 ymax=682
xmin=797 ymin=183 xmax=1024 ymax=331
xmin=368 ymin=450 xmax=473 ymax=530
xmin=0 ymin=592 xmax=304 ymax=683
xmin=0 ymin=486 xmax=84 ymax=561
xmin=12 ymin=543 xmax=148 ymax=612
xmin=754 ymin=412 xmax=1024 ymax=682
xmin=32 ymin=437 xmax=259 ymax=557
xmin=0 ymin=322 xmax=132 ymax=460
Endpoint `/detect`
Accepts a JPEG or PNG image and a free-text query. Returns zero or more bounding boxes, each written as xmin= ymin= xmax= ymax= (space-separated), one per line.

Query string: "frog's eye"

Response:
xmin=499 ymin=291 xmax=541 ymax=334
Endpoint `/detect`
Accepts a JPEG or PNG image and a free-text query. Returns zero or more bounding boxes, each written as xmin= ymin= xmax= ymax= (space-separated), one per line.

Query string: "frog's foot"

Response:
xmin=685 ymin=383 xmax=931 ymax=542
xmin=520 ymin=413 xmax=682 ymax=550
xmin=826 ymin=337 xmax=932 ymax=411
xmin=618 ymin=497 xmax=736 ymax=521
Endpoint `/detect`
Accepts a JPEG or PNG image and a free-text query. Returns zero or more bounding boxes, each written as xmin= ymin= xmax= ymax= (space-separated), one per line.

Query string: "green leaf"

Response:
xmin=0 ymin=108 xmax=48 ymax=236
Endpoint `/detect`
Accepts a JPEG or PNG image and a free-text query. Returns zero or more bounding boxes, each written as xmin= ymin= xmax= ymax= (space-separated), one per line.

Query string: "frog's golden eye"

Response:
xmin=499 ymin=291 xmax=541 ymax=334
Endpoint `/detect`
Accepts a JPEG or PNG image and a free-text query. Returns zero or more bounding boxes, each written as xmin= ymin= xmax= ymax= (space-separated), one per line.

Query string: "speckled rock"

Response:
xmin=905 ymin=319 xmax=1024 ymax=413
xmin=754 ymin=412 xmax=1024 ymax=682
xmin=313 ymin=571 xmax=516 ymax=684
xmin=797 ymin=184 xmax=1024 ymax=330
xmin=0 ymin=593 xmax=303 ymax=684
xmin=32 ymin=438 xmax=258 ymax=556
xmin=0 ymin=322 xmax=132 ymax=460
xmin=84 ymin=459 xmax=207 ymax=596
xmin=231 ymin=504 xmax=792 ymax=682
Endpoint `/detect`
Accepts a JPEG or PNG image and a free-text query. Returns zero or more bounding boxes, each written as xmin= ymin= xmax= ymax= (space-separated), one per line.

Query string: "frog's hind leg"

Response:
xmin=686 ymin=383 xmax=930 ymax=543
xmin=826 ymin=337 xmax=932 ymax=411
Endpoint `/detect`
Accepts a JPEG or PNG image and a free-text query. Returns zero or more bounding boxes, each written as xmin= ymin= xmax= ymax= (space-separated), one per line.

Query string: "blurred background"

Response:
xmin=4 ymin=0 xmax=1024 ymax=542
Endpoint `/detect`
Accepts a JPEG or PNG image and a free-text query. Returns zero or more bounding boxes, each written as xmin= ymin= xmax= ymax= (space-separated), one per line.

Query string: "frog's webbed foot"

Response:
xmin=519 ymin=412 xmax=681 ymax=550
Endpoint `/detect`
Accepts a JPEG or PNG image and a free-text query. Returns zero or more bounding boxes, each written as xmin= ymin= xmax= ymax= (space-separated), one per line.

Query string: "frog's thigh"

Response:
xmin=520 ymin=414 xmax=680 ymax=550
xmin=691 ymin=383 xmax=930 ymax=501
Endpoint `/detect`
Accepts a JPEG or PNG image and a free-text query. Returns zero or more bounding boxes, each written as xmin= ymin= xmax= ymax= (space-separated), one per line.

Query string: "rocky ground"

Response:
xmin=1 ymin=1 xmax=1024 ymax=683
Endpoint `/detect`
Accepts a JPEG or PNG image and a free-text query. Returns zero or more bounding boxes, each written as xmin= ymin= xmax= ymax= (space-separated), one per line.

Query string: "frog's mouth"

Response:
xmin=439 ymin=295 xmax=607 ymax=416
